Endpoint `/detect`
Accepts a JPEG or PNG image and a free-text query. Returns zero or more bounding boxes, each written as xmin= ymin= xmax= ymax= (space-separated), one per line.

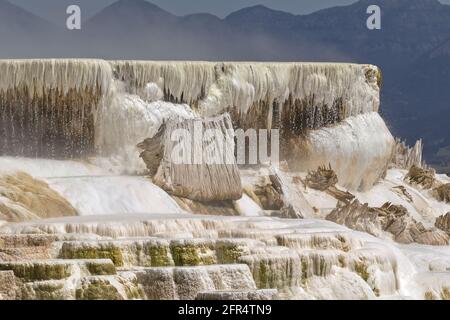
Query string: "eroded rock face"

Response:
xmin=326 ymin=200 xmax=384 ymax=237
xmin=326 ymin=200 xmax=449 ymax=246
xmin=391 ymin=139 xmax=425 ymax=170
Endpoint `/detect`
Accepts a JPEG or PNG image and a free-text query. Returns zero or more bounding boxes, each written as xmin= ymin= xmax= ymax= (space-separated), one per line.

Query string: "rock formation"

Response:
xmin=405 ymin=165 xmax=450 ymax=204
xmin=326 ymin=200 xmax=449 ymax=246
xmin=139 ymin=113 xmax=243 ymax=202
xmin=304 ymin=165 xmax=355 ymax=204
xmin=405 ymin=165 xmax=437 ymax=189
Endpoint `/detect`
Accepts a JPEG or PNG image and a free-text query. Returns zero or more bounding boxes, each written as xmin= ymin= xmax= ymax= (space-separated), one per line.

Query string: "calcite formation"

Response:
xmin=0 ymin=59 xmax=112 ymax=158
xmin=0 ymin=59 xmax=449 ymax=301
xmin=0 ymin=59 xmax=392 ymax=191
xmin=0 ymin=215 xmax=411 ymax=300
xmin=141 ymin=113 xmax=243 ymax=202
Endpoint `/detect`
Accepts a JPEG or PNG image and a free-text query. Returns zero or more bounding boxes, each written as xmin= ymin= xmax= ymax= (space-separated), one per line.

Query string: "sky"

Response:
xmin=8 ymin=0 xmax=450 ymax=25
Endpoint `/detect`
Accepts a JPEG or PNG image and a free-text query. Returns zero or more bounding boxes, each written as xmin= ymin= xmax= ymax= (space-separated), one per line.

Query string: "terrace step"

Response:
xmin=196 ymin=289 xmax=278 ymax=300
xmin=0 ymin=259 xmax=116 ymax=281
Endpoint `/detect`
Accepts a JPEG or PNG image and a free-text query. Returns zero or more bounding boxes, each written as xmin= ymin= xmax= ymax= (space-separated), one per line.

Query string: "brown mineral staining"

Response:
xmin=0 ymin=172 xmax=78 ymax=222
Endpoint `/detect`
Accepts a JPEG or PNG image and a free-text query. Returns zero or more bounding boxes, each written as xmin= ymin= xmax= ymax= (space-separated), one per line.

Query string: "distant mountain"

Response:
xmin=399 ymin=38 xmax=450 ymax=164
xmin=0 ymin=0 xmax=60 ymax=58
xmin=85 ymin=0 xmax=177 ymax=33
xmin=0 ymin=0 xmax=449 ymax=168
xmin=0 ymin=0 xmax=54 ymax=32
xmin=296 ymin=0 xmax=450 ymax=66
xmin=225 ymin=5 xmax=298 ymax=34
xmin=77 ymin=0 xmax=344 ymax=61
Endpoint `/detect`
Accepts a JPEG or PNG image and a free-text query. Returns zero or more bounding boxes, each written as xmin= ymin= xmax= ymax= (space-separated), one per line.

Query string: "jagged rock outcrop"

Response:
xmin=391 ymin=186 xmax=414 ymax=203
xmin=304 ymin=165 xmax=355 ymax=204
xmin=435 ymin=213 xmax=450 ymax=234
xmin=326 ymin=200 xmax=449 ymax=246
xmin=404 ymin=166 xmax=450 ymax=204
xmin=391 ymin=139 xmax=425 ymax=169
xmin=405 ymin=165 xmax=437 ymax=189
xmin=305 ymin=165 xmax=338 ymax=191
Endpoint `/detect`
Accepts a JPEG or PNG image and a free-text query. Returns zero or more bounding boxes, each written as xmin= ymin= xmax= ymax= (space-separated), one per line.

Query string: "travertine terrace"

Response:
xmin=0 ymin=60 xmax=449 ymax=300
